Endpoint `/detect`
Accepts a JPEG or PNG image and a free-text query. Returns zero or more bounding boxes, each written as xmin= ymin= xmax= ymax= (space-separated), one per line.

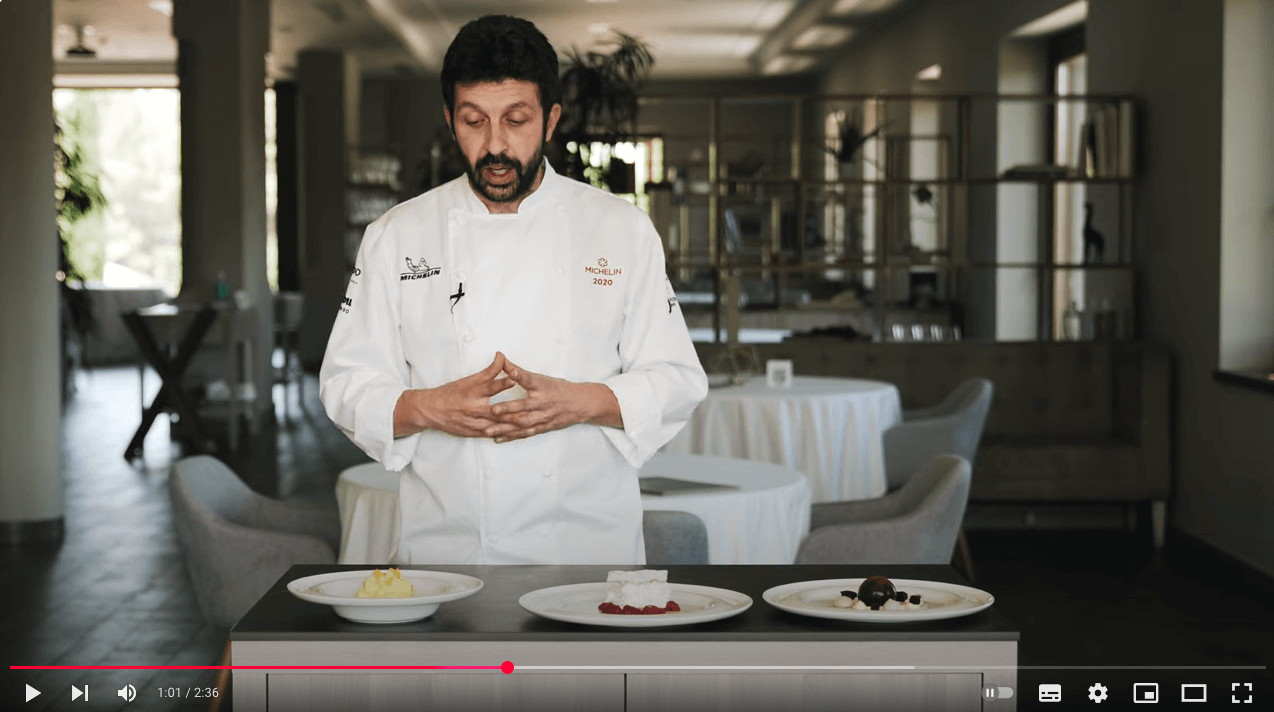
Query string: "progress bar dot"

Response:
xmin=501 ymin=661 xmax=514 ymax=674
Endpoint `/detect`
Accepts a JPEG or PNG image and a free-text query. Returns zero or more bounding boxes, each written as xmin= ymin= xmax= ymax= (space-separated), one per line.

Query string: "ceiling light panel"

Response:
xmin=1012 ymin=0 xmax=1088 ymax=37
xmin=830 ymin=0 xmax=906 ymax=16
xmin=649 ymin=32 xmax=766 ymax=57
xmin=763 ymin=55 xmax=816 ymax=75
xmin=754 ymin=0 xmax=796 ymax=30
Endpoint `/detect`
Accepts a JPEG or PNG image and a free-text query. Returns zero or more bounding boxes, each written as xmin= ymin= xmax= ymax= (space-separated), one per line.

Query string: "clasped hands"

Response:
xmin=394 ymin=352 xmax=621 ymax=443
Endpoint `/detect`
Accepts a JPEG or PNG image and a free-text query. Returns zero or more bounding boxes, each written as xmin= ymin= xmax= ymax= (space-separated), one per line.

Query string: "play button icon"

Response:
xmin=25 ymin=685 xmax=40 ymax=702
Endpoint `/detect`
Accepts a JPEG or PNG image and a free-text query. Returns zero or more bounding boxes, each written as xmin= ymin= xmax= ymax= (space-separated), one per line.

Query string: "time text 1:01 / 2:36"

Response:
xmin=157 ymin=687 xmax=219 ymax=698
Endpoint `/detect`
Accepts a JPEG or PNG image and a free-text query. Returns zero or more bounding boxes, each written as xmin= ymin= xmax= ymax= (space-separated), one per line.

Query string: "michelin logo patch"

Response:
xmin=402 ymin=257 xmax=441 ymax=281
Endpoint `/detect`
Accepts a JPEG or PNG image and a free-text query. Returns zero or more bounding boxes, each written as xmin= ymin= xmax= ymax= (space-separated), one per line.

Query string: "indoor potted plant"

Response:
xmin=553 ymin=30 xmax=654 ymax=189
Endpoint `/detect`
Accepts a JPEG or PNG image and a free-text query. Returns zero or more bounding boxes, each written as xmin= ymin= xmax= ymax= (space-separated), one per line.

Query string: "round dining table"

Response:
xmin=336 ymin=453 xmax=811 ymax=566
xmin=661 ymin=375 xmax=903 ymax=503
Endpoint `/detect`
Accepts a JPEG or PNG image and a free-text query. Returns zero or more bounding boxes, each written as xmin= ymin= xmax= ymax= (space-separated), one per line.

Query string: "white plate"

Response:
xmin=519 ymin=582 xmax=752 ymax=628
xmin=763 ymin=578 xmax=994 ymax=623
xmin=287 ymin=570 xmax=483 ymax=624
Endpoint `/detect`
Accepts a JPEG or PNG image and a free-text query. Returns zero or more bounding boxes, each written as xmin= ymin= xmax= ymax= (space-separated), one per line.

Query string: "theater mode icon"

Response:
xmin=1181 ymin=683 xmax=1207 ymax=702
xmin=1039 ymin=683 xmax=1062 ymax=702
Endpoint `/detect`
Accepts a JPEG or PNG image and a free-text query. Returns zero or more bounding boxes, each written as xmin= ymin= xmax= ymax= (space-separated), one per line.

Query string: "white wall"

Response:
xmin=1219 ymin=0 xmax=1274 ymax=371
xmin=1087 ymin=0 xmax=1274 ymax=577
xmin=819 ymin=0 xmax=1274 ymax=576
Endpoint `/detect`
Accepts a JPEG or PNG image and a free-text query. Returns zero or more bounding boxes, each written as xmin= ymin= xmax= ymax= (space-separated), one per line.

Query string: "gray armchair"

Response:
xmin=171 ymin=455 xmax=340 ymax=626
xmin=643 ymin=510 xmax=710 ymax=565
xmin=796 ymin=455 xmax=971 ymax=565
xmin=884 ymin=377 xmax=993 ymax=489
xmin=170 ymin=455 xmax=339 ymax=709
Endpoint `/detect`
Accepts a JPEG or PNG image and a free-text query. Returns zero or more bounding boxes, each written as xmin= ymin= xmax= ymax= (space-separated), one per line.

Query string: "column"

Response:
xmin=0 ymin=0 xmax=62 ymax=542
xmin=275 ymin=81 xmax=302 ymax=293
xmin=297 ymin=50 xmax=360 ymax=369
xmin=172 ymin=0 xmax=274 ymax=416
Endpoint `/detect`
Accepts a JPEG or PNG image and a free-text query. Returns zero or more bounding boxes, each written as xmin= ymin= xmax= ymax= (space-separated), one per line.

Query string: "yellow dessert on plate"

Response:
xmin=356 ymin=568 xmax=414 ymax=598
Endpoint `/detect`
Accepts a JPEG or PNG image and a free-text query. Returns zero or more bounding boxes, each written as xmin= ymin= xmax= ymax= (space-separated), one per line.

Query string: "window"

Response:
xmin=54 ymin=88 xmax=181 ymax=295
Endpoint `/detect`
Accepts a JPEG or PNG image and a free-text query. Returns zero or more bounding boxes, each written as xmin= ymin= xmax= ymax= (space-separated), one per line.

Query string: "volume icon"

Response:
xmin=118 ymin=684 xmax=137 ymax=702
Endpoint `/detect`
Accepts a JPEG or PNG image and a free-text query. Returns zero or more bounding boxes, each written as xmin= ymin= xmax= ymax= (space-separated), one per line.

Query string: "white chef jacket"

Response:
xmin=320 ymin=160 xmax=708 ymax=565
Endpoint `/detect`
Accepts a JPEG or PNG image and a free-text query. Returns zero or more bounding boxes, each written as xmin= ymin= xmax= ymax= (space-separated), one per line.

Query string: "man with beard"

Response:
xmin=320 ymin=15 xmax=707 ymax=565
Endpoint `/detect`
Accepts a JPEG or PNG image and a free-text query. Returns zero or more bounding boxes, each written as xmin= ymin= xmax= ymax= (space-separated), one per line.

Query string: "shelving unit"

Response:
xmin=344 ymin=151 xmax=402 ymax=275
xmin=637 ymin=92 xmax=1138 ymax=343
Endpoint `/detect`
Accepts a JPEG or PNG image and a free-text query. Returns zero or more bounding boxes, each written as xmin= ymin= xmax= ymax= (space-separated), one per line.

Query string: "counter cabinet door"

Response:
xmin=626 ymin=672 xmax=987 ymax=712
xmin=263 ymin=672 xmax=624 ymax=712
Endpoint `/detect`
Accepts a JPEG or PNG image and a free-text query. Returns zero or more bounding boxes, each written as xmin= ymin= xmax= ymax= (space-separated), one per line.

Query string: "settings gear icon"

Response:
xmin=1088 ymin=683 xmax=1109 ymax=704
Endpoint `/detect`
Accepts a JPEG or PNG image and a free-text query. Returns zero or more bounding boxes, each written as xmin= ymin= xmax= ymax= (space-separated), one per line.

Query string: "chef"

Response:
xmin=320 ymin=15 xmax=708 ymax=565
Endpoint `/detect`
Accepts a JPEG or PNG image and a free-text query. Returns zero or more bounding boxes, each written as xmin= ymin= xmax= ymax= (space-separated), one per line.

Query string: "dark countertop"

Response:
xmin=1214 ymin=369 xmax=1274 ymax=396
xmin=232 ymin=565 xmax=1019 ymax=643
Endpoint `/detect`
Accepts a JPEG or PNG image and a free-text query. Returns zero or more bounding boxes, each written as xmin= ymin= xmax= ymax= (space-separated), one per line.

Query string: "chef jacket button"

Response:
xmin=555 ymin=335 xmax=567 ymax=345
xmin=555 ymin=267 xmax=564 ymax=277
xmin=542 ymin=469 xmax=553 ymax=479
xmin=463 ymin=333 xmax=474 ymax=344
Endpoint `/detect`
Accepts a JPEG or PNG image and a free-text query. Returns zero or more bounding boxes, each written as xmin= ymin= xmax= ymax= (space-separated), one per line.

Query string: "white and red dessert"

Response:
xmin=598 ymin=570 xmax=681 ymax=615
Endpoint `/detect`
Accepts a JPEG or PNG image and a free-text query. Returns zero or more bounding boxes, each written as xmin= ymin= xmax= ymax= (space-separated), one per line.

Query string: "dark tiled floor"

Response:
xmin=2 ymin=365 xmax=1271 ymax=711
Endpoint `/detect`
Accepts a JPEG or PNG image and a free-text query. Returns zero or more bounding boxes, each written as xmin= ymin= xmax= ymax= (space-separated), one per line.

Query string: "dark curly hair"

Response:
xmin=440 ymin=15 xmax=561 ymax=119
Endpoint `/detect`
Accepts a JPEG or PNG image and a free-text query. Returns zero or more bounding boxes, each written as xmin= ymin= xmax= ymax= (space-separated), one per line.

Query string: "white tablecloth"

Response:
xmin=336 ymin=453 xmax=811 ymax=566
xmin=662 ymin=376 xmax=902 ymax=503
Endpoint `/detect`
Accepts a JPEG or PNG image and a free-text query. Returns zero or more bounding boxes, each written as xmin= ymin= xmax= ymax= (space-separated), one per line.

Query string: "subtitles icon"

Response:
xmin=1181 ymin=683 xmax=1207 ymax=702
xmin=1134 ymin=682 xmax=1159 ymax=703
xmin=1232 ymin=682 xmax=1253 ymax=704
xmin=1039 ymin=684 xmax=1062 ymax=702
xmin=118 ymin=684 xmax=137 ymax=702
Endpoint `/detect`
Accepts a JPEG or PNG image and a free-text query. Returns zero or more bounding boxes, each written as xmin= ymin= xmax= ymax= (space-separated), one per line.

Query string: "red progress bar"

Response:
xmin=13 ymin=662 xmax=516 ymax=674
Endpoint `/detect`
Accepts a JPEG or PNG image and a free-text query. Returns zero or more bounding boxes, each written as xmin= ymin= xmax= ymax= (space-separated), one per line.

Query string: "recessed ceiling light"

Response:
xmin=763 ymin=55 xmax=816 ymax=75
xmin=915 ymin=63 xmax=942 ymax=81
xmin=791 ymin=25 xmax=853 ymax=50
xmin=829 ymin=0 xmax=867 ymax=16
xmin=148 ymin=1 xmax=174 ymax=17
xmin=588 ymin=23 xmax=611 ymax=35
